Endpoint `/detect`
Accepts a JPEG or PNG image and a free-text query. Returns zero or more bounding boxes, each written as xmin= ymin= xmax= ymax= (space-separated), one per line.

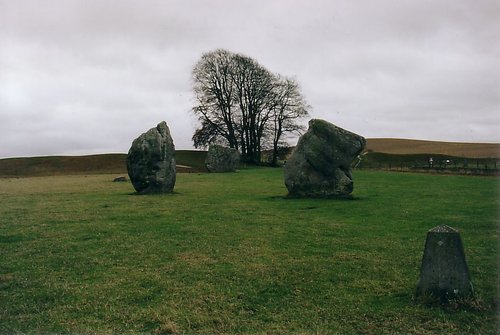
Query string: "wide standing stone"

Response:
xmin=284 ymin=119 xmax=365 ymax=197
xmin=205 ymin=145 xmax=240 ymax=172
xmin=416 ymin=225 xmax=474 ymax=301
xmin=126 ymin=121 xmax=176 ymax=194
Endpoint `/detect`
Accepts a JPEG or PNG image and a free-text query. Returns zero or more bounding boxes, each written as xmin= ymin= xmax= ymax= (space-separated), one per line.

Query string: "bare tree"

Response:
xmin=191 ymin=49 xmax=309 ymax=165
xmin=231 ymin=53 xmax=275 ymax=163
xmin=269 ymin=75 xmax=310 ymax=166
xmin=192 ymin=49 xmax=238 ymax=149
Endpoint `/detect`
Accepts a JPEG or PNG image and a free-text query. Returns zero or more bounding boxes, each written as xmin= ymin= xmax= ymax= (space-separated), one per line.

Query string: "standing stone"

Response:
xmin=284 ymin=119 xmax=366 ymax=197
xmin=416 ymin=225 xmax=474 ymax=301
xmin=205 ymin=145 xmax=240 ymax=172
xmin=126 ymin=121 xmax=176 ymax=194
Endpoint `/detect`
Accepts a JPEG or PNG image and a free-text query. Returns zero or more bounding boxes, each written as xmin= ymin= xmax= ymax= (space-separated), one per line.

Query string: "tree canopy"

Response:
xmin=191 ymin=49 xmax=309 ymax=165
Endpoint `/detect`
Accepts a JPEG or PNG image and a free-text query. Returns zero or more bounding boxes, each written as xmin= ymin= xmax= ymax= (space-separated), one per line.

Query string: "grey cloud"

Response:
xmin=0 ymin=0 xmax=498 ymax=158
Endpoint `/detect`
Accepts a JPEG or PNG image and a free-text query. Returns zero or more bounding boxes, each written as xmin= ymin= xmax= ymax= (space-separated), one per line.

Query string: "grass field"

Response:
xmin=0 ymin=168 xmax=498 ymax=334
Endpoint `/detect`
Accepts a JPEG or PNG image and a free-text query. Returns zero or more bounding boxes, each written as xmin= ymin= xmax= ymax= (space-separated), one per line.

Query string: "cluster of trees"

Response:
xmin=191 ymin=49 xmax=310 ymax=165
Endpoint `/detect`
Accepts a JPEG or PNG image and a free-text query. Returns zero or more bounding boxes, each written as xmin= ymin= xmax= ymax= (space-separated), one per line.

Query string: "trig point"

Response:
xmin=416 ymin=225 xmax=474 ymax=301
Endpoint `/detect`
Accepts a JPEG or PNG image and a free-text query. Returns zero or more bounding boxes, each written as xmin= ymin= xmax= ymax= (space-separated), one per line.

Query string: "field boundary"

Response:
xmin=357 ymin=152 xmax=499 ymax=176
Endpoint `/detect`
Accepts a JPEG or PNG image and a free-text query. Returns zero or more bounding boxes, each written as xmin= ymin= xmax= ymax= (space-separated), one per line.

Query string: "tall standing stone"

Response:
xmin=416 ymin=225 xmax=474 ymax=301
xmin=284 ymin=119 xmax=365 ymax=197
xmin=126 ymin=121 xmax=176 ymax=194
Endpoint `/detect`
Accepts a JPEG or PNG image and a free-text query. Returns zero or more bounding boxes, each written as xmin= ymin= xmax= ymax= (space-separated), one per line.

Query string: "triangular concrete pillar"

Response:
xmin=416 ymin=225 xmax=474 ymax=301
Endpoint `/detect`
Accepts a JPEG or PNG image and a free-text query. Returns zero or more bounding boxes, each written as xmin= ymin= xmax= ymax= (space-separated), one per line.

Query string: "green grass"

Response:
xmin=0 ymin=169 xmax=498 ymax=334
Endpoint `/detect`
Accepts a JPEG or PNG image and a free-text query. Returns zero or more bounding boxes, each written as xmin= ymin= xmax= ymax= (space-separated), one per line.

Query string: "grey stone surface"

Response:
xmin=205 ymin=145 xmax=240 ymax=172
xmin=126 ymin=121 xmax=176 ymax=194
xmin=284 ymin=119 xmax=366 ymax=197
xmin=416 ymin=225 xmax=474 ymax=301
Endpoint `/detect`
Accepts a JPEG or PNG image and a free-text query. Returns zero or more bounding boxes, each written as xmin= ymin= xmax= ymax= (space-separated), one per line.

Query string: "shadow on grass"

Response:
xmin=268 ymin=194 xmax=362 ymax=201
xmin=127 ymin=191 xmax=181 ymax=196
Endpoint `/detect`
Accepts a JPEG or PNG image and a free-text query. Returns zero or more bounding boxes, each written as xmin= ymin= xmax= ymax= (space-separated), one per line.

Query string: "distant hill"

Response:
xmin=366 ymin=138 xmax=500 ymax=158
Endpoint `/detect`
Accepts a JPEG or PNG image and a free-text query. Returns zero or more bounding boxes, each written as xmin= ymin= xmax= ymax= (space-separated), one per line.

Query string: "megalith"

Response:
xmin=126 ymin=121 xmax=176 ymax=194
xmin=416 ymin=225 xmax=474 ymax=301
xmin=284 ymin=119 xmax=366 ymax=197
xmin=205 ymin=145 xmax=240 ymax=172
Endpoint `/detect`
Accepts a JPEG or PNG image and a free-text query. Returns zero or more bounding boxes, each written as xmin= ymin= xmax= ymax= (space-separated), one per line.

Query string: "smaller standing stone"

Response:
xmin=416 ymin=225 xmax=474 ymax=301
xmin=205 ymin=145 xmax=240 ymax=172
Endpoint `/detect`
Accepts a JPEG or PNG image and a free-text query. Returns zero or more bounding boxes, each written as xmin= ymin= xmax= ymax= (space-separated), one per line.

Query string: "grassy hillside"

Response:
xmin=0 ymin=169 xmax=498 ymax=334
xmin=0 ymin=154 xmax=127 ymax=178
xmin=176 ymin=150 xmax=208 ymax=170
xmin=0 ymin=151 xmax=208 ymax=177
xmin=366 ymin=138 xmax=500 ymax=158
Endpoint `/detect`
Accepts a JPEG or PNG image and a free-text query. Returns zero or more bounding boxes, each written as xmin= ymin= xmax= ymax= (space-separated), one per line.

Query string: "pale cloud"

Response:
xmin=0 ymin=0 xmax=498 ymax=158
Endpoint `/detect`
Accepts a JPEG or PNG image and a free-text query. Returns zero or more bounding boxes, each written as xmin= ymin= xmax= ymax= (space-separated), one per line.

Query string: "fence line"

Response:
xmin=357 ymin=156 xmax=499 ymax=176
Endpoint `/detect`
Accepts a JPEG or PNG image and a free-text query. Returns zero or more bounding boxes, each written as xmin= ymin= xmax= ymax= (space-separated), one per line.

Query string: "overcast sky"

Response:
xmin=1 ymin=0 xmax=499 ymax=158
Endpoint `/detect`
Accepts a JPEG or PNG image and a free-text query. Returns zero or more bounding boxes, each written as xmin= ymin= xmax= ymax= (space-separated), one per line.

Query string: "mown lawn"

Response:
xmin=0 ymin=169 xmax=498 ymax=334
